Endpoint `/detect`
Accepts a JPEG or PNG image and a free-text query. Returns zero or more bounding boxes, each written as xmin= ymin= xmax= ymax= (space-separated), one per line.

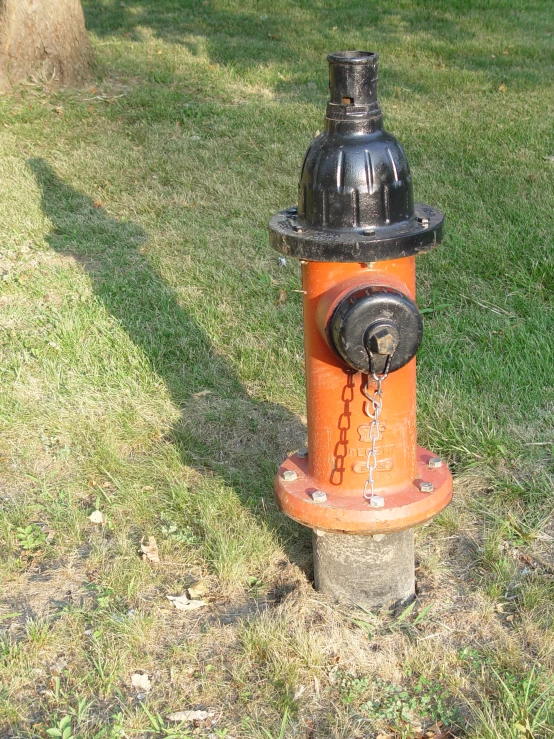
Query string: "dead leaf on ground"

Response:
xmin=424 ymin=724 xmax=449 ymax=738
xmin=193 ymin=389 xmax=212 ymax=398
xmin=141 ymin=536 xmax=160 ymax=563
xmin=50 ymin=657 xmax=67 ymax=675
xmin=167 ymin=594 xmax=205 ymax=611
xmin=275 ymin=288 xmax=287 ymax=305
xmin=187 ymin=579 xmax=209 ymax=598
xmin=166 ymin=710 xmax=213 ymax=722
xmin=131 ymin=673 xmax=151 ymax=692
xmin=88 ymin=510 xmax=105 ymax=524
xmin=92 ymin=199 xmax=103 ymax=208
xmin=498 ymin=83 xmax=507 ymax=93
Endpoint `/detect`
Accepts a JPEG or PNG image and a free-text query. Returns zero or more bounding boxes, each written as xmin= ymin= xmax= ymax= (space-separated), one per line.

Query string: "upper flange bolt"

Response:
xmin=428 ymin=457 xmax=443 ymax=469
xmin=282 ymin=470 xmax=298 ymax=482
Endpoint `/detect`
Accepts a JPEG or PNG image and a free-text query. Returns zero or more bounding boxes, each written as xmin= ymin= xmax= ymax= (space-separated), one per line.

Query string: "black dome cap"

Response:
xmin=269 ymin=51 xmax=444 ymax=262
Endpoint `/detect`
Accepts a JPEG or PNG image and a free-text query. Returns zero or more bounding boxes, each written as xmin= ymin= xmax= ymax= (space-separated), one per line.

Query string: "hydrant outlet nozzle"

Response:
xmin=329 ymin=286 xmax=423 ymax=374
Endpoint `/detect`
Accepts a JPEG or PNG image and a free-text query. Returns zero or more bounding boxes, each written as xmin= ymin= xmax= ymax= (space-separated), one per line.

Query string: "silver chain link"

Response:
xmin=362 ymin=358 xmax=391 ymax=503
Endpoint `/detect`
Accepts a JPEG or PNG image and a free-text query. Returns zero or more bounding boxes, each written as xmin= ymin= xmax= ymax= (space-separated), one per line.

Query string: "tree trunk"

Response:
xmin=0 ymin=0 xmax=94 ymax=91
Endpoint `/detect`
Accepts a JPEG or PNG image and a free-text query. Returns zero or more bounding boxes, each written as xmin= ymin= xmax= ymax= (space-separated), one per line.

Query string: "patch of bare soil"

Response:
xmin=0 ymin=554 xmax=91 ymax=634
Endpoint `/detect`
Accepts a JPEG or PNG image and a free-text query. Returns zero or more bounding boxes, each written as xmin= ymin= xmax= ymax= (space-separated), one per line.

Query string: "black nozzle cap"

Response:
xmin=327 ymin=51 xmax=379 ymax=106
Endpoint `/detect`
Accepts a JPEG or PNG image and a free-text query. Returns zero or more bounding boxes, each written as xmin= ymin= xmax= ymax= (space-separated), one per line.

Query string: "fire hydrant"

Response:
xmin=269 ymin=51 xmax=453 ymax=608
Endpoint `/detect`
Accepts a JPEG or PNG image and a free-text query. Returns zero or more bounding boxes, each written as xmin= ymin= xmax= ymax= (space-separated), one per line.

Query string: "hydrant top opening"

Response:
xmin=326 ymin=50 xmax=377 ymax=62
xmin=327 ymin=50 xmax=379 ymax=109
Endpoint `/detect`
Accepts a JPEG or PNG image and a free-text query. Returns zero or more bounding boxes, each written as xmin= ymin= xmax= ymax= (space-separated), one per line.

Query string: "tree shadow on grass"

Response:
xmin=28 ymin=157 xmax=310 ymax=570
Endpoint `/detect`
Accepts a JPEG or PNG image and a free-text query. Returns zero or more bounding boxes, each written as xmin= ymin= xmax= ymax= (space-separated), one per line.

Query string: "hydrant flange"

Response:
xmin=275 ymin=446 xmax=452 ymax=535
xmin=269 ymin=202 xmax=443 ymax=263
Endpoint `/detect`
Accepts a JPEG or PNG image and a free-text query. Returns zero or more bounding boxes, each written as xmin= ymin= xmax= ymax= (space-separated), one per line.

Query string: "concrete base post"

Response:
xmin=312 ymin=528 xmax=415 ymax=609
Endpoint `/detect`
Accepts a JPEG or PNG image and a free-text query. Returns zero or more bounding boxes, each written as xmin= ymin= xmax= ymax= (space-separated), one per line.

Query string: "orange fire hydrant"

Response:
xmin=269 ymin=51 xmax=453 ymax=608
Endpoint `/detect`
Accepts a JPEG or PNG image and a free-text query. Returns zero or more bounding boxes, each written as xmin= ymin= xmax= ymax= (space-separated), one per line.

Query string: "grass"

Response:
xmin=0 ymin=0 xmax=553 ymax=736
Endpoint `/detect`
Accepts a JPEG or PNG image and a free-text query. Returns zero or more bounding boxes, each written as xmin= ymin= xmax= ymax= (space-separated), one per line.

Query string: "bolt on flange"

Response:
xmin=418 ymin=480 xmax=434 ymax=493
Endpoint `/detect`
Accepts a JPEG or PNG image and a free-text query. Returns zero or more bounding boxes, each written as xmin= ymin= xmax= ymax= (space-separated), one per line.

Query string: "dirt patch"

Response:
xmin=0 ymin=557 xmax=91 ymax=633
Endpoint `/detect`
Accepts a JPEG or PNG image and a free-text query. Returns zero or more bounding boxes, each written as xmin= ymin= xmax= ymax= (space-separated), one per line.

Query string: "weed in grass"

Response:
xmin=0 ymin=636 xmax=20 ymax=666
xmin=159 ymin=518 xmax=199 ymax=546
xmin=459 ymin=646 xmax=495 ymax=671
xmin=361 ymin=676 xmax=463 ymax=738
xmin=351 ymin=599 xmax=434 ymax=642
xmin=66 ymin=696 xmax=94 ymax=727
xmin=430 ymin=505 xmax=463 ymax=535
xmin=519 ymin=578 xmax=554 ymax=628
xmin=141 ymin=704 xmax=194 ymax=739
xmin=16 ymin=523 xmax=47 ymax=551
xmin=86 ymin=641 xmax=124 ymax=699
xmin=107 ymin=712 xmax=125 ymax=739
xmin=338 ymin=672 xmax=370 ymax=706
xmin=46 ymin=715 xmax=75 ymax=739
xmin=419 ymin=288 xmax=452 ymax=317
xmin=24 ymin=614 xmax=52 ymax=647
xmin=472 ymin=665 xmax=554 ymax=739
xmin=260 ymin=708 xmax=290 ymax=739
xmin=83 ymin=583 xmax=126 ymax=613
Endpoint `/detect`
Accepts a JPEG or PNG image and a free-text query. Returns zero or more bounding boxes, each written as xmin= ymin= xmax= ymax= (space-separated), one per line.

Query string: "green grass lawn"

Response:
xmin=1 ymin=0 xmax=554 ymax=736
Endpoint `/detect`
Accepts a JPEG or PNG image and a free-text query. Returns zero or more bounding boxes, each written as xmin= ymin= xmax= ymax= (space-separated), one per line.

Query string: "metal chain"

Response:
xmin=362 ymin=356 xmax=391 ymax=503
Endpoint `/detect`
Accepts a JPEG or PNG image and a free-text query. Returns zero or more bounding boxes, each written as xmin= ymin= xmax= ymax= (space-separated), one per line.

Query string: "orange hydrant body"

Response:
xmin=275 ymin=258 xmax=452 ymax=534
